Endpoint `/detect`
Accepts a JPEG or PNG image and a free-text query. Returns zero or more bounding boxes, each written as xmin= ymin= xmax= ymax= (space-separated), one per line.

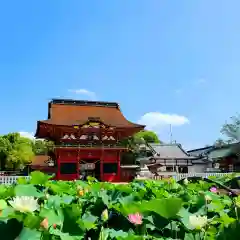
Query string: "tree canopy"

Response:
xmin=0 ymin=133 xmax=53 ymax=170
xmin=214 ymin=113 xmax=240 ymax=146
xmin=32 ymin=140 xmax=54 ymax=155
xmin=133 ymin=130 xmax=161 ymax=144
xmin=220 ymin=114 xmax=240 ymax=142
xmin=0 ymin=133 xmax=34 ymax=170
xmin=214 ymin=138 xmax=227 ymax=147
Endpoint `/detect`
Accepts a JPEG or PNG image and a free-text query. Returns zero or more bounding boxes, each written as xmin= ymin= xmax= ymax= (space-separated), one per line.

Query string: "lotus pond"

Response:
xmin=0 ymin=172 xmax=240 ymax=240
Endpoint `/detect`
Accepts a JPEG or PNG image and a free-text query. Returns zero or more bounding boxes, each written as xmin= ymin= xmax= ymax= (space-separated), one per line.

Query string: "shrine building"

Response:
xmin=35 ymin=99 xmax=145 ymax=182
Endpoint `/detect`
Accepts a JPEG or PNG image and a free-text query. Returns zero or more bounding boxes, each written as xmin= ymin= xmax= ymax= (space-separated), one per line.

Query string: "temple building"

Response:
xmin=34 ymin=99 xmax=144 ymax=182
xmin=137 ymin=143 xmax=195 ymax=177
xmin=188 ymin=143 xmax=240 ymax=172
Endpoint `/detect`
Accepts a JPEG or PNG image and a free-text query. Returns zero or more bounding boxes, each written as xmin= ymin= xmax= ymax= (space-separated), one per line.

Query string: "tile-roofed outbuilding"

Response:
xmin=29 ymin=155 xmax=57 ymax=173
xmin=137 ymin=143 xmax=196 ymax=166
xmin=30 ymin=155 xmax=49 ymax=167
xmin=187 ymin=146 xmax=214 ymax=157
xmin=208 ymin=147 xmax=235 ymax=160
xmin=149 ymin=143 xmax=195 ymax=159
xmin=188 ymin=143 xmax=240 ymax=161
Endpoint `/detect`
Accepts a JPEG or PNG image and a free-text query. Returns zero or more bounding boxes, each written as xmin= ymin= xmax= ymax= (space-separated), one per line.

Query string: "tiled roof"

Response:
xmin=37 ymin=99 xmax=144 ymax=128
xmin=188 ymin=143 xmax=240 ymax=161
xmin=149 ymin=143 xmax=194 ymax=159
xmin=30 ymin=155 xmax=49 ymax=166
xmin=208 ymin=148 xmax=233 ymax=160
xmin=191 ymin=158 xmax=210 ymax=164
xmin=187 ymin=146 xmax=214 ymax=157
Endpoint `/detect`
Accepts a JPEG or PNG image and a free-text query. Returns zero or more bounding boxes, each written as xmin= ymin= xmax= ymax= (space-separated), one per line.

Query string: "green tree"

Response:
xmin=120 ymin=130 xmax=161 ymax=164
xmin=221 ymin=114 xmax=240 ymax=143
xmin=120 ymin=130 xmax=161 ymax=151
xmin=32 ymin=140 xmax=54 ymax=155
xmin=0 ymin=136 xmax=12 ymax=170
xmin=133 ymin=130 xmax=161 ymax=144
xmin=214 ymin=138 xmax=227 ymax=147
xmin=0 ymin=133 xmax=34 ymax=170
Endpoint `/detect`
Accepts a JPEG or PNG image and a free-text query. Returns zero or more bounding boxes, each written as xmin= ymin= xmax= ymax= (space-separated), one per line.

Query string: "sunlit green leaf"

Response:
xmin=30 ymin=171 xmax=52 ymax=185
xmin=142 ymin=198 xmax=182 ymax=219
xmin=14 ymin=184 xmax=44 ymax=198
xmin=17 ymin=227 xmax=41 ymax=240
xmin=0 ymin=199 xmax=8 ymax=210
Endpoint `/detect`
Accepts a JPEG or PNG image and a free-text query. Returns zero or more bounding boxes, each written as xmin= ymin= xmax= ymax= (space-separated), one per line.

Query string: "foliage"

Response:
xmin=32 ymin=140 xmax=54 ymax=155
xmin=133 ymin=130 xmax=161 ymax=144
xmin=214 ymin=138 xmax=229 ymax=147
xmin=0 ymin=132 xmax=54 ymax=170
xmin=120 ymin=130 xmax=161 ymax=162
xmin=120 ymin=130 xmax=161 ymax=149
xmin=0 ymin=136 xmax=12 ymax=169
xmin=220 ymin=114 xmax=240 ymax=143
xmin=0 ymin=171 xmax=239 ymax=239
xmin=0 ymin=133 xmax=34 ymax=170
xmin=208 ymin=173 xmax=240 ymax=185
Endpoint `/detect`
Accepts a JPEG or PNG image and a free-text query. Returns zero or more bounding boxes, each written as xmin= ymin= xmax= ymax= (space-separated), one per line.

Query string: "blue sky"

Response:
xmin=0 ymin=0 xmax=239 ymax=149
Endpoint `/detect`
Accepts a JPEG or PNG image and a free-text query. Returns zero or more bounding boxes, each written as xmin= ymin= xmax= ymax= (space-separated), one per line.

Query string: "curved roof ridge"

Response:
xmin=149 ymin=143 xmax=179 ymax=146
xmin=51 ymin=98 xmax=119 ymax=108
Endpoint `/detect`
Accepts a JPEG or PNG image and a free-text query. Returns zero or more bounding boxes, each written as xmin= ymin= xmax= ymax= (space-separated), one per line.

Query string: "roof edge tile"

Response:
xmin=50 ymin=99 xmax=119 ymax=108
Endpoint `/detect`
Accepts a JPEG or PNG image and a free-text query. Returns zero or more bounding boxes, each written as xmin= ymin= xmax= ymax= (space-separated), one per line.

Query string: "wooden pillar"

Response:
xmin=76 ymin=158 xmax=80 ymax=180
xmin=118 ymin=150 xmax=121 ymax=182
xmin=55 ymin=149 xmax=60 ymax=180
xmin=100 ymin=148 xmax=104 ymax=181
xmin=76 ymin=147 xmax=80 ymax=179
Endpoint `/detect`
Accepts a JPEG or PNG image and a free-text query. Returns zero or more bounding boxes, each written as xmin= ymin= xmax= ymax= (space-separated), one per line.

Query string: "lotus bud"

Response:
xmin=78 ymin=189 xmax=84 ymax=196
xmin=205 ymin=195 xmax=212 ymax=203
xmin=183 ymin=178 xmax=188 ymax=185
xmin=40 ymin=218 xmax=49 ymax=229
xmin=101 ymin=209 xmax=109 ymax=221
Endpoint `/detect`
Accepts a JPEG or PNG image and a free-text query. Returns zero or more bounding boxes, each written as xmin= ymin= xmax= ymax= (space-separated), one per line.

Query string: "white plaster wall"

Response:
xmin=188 ymin=163 xmax=211 ymax=173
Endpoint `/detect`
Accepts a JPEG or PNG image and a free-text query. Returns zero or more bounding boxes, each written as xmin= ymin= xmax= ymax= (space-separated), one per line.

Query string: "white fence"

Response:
xmin=0 ymin=173 xmax=238 ymax=185
xmin=0 ymin=176 xmax=30 ymax=185
xmin=154 ymin=172 xmax=238 ymax=181
xmin=172 ymin=172 xmax=237 ymax=181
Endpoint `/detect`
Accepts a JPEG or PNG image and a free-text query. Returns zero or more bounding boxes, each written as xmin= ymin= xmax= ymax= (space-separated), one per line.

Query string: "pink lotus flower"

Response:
xmin=210 ymin=187 xmax=217 ymax=193
xmin=128 ymin=213 xmax=143 ymax=225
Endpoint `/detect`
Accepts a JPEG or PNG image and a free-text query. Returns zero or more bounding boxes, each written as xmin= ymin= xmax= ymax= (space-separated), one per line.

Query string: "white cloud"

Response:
xmin=138 ymin=112 xmax=190 ymax=132
xmin=68 ymin=89 xmax=97 ymax=100
xmin=19 ymin=131 xmax=45 ymax=141
xmin=19 ymin=131 xmax=35 ymax=140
